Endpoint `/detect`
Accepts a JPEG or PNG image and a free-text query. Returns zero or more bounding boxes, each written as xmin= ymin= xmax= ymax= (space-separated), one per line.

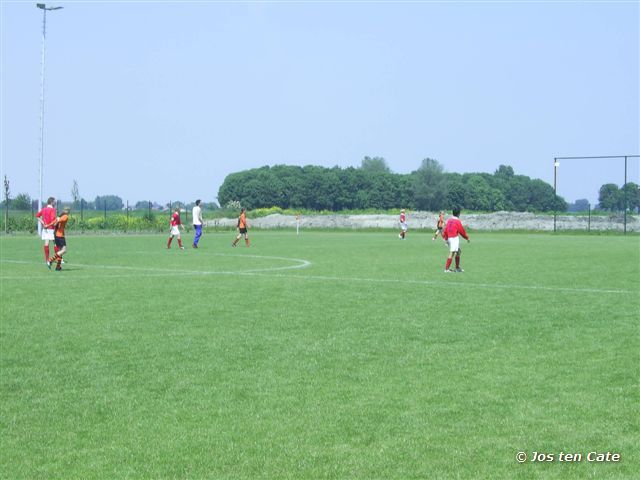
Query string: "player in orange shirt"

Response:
xmin=232 ymin=208 xmax=250 ymax=247
xmin=432 ymin=211 xmax=445 ymax=240
xmin=48 ymin=207 xmax=70 ymax=271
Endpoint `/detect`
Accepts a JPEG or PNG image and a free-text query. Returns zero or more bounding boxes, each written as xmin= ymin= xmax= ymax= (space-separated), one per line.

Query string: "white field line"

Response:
xmin=1 ymin=254 xmax=311 ymax=276
xmin=1 ymin=258 xmax=636 ymax=296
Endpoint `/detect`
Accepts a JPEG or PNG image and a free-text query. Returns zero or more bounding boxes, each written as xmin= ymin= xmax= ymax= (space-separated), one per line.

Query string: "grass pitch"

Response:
xmin=1 ymin=230 xmax=638 ymax=479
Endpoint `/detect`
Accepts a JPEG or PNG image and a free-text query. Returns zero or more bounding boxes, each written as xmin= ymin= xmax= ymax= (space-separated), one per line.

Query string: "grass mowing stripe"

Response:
xmin=2 ymin=259 xmax=634 ymax=295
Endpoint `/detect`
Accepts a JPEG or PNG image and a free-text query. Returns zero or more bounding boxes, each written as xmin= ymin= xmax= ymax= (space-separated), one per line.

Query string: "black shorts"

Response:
xmin=437 ymin=226 xmax=443 ymax=231
xmin=54 ymin=236 xmax=66 ymax=248
xmin=239 ymin=228 xmax=248 ymax=235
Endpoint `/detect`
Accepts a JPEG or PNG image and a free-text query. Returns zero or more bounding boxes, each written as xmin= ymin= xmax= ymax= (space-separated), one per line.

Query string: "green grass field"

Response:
xmin=1 ymin=230 xmax=638 ymax=479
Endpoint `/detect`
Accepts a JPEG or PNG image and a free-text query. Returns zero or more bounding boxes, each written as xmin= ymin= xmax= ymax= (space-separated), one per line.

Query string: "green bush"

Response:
xmin=4 ymin=215 xmax=37 ymax=233
xmin=1 ymin=214 xmax=171 ymax=233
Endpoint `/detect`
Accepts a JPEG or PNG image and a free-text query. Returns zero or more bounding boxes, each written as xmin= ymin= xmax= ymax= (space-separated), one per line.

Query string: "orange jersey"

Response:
xmin=54 ymin=214 xmax=69 ymax=237
xmin=238 ymin=212 xmax=247 ymax=229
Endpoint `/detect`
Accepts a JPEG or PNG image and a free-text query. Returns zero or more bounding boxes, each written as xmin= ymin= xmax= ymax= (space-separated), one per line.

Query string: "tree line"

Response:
xmin=1 ymin=193 xmax=218 ymax=212
xmin=217 ymin=159 xmax=571 ymax=212
xmin=3 ymin=161 xmax=638 ymax=213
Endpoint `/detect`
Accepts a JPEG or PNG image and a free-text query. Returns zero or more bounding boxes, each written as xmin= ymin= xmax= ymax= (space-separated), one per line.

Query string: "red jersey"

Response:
xmin=400 ymin=212 xmax=406 ymax=223
xmin=36 ymin=205 xmax=56 ymax=228
xmin=170 ymin=212 xmax=181 ymax=227
xmin=443 ymin=216 xmax=468 ymax=240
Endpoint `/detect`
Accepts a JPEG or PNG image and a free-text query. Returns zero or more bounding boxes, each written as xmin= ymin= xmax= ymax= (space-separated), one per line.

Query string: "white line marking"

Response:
xmin=1 ymin=259 xmax=635 ymax=295
xmin=1 ymin=254 xmax=311 ymax=275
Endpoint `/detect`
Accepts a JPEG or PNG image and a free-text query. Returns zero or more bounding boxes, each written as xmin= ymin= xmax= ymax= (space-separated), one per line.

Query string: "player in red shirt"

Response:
xmin=442 ymin=208 xmax=470 ymax=272
xmin=35 ymin=196 xmax=57 ymax=265
xmin=167 ymin=207 xmax=185 ymax=250
xmin=398 ymin=209 xmax=407 ymax=239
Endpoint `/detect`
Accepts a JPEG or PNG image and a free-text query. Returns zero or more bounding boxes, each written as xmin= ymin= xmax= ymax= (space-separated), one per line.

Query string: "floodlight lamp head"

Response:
xmin=36 ymin=4 xmax=64 ymax=10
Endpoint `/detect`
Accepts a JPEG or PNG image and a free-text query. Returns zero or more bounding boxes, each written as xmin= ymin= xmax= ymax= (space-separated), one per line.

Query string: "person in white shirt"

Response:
xmin=192 ymin=199 xmax=203 ymax=248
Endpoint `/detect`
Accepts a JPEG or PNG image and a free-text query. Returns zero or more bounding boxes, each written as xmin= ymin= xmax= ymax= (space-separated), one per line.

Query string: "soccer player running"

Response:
xmin=192 ymin=199 xmax=203 ymax=248
xmin=48 ymin=207 xmax=70 ymax=271
xmin=399 ymin=209 xmax=408 ymax=239
xmin=35 ymin=196 xmax=57 ymax=266
xmin=432 ymin=211 xmax=445 ymax=240
xmin=167 ymin=206 xmax=185 ymax=250
xmin=442 ymin=208 xmax=470 ymax=273
xmin=232 ymin=208 xmax=250 ymax=247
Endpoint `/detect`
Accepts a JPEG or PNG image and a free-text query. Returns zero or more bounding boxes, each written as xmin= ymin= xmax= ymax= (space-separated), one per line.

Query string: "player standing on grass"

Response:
xmin=35 ymin=196 xmax=57 ymax=266
xmin=48 ymin=207 xmax=70 ymax=271
xmin=432 ymin=211 xmax=445 ymax=240
xmin=167 ymin=206 xmax=185 ymax=250
xmin=442 ymin=208 xmax=470 ymax=273
xmin=232 ymin=208 xmax=250 ymax=247
xmin=192 ymin=199 xmax=203 ymax=249
xmin=399 ymin=209 xmax=407 ymax=239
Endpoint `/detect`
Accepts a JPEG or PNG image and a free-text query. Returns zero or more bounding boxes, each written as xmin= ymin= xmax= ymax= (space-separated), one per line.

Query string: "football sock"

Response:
xmin=54 ymin=245 xmax=59 ymax=255
xmin=178 ymin=239 xmax=183 ymax=248
xmin=44 ymin=245 xmax=50 ymax=261
xmin=245 ymin=239 xmax=250 ymax=246
xmin=167 ymin=237 xmax=173 ymax=248
xmin=445 ymin=258 xmax=452 ymax=270
xmin=455 ymin=257 xmax=460 ymax=268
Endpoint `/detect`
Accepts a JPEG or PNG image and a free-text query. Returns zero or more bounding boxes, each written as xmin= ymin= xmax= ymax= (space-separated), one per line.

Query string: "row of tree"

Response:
xmin=597 ymin=183 xmax=640 ymax=211
xmin=217 ymin=159 xmax=571 ymax=212
xmin=2 ymin=192 xmax=219 ymax=212
xmin=4 ymin=161 xmax=638 ymax=213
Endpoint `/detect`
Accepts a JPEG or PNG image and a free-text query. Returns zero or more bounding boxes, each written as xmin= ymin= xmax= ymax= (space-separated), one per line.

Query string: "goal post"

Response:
xmin=553 ymin=155 xmax=640 ymax=234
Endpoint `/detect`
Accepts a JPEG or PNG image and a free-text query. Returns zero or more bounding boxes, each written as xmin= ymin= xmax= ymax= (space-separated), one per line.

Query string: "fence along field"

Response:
xmin=3 ymin=206 xmax=640 ymax=233
xmin=1 ymin=231 xmax=638 ymax=478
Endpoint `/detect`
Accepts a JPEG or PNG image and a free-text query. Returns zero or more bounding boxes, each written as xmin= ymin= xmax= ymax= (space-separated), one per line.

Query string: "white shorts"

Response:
xmin=448 ymin=236 xmax=460 ymax=253
xmin=41 ymin=228 xmax=55 ymax=241
xmin=170 ymin=226 xmax=181 ymax=235
xmin=400 ymin=222 xmax=408 ymax=231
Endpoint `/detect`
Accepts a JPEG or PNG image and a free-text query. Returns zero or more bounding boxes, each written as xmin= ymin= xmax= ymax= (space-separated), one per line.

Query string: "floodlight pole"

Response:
xmin=553 ymin=158 xmax=559 ymax=232
xmin=36 ymin=3 xmax=63 ymax=218
xmin=624 ymin=156 xmax=627 ymax=234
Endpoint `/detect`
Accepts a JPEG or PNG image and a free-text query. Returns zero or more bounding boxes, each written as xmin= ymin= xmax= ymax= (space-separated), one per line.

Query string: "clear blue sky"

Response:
xmin=1 ymin=0 xmax=638 ymax=207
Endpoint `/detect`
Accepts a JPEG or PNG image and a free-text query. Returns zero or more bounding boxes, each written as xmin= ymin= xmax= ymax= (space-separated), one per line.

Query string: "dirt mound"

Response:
xmin=207 ymin=211 xmax=639 ymax=232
